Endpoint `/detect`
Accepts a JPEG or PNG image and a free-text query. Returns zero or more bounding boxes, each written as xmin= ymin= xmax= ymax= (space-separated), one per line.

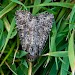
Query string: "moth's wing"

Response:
xmin=15 ymin=10 xmax=32 ymax=51
xmin=15 ymin=10 xmax=39 ymax=61
xmin=36 ymin=12 xmax=54 ymax=55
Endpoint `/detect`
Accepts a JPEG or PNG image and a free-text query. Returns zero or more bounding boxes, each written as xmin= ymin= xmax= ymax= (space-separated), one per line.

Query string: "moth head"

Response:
xmin=27 ymin=53 xmax=39 ymax=61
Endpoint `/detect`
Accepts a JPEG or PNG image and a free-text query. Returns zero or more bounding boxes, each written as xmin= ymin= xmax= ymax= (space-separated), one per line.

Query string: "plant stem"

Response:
xmin=28 ymin=61 xmax=32 ymax=75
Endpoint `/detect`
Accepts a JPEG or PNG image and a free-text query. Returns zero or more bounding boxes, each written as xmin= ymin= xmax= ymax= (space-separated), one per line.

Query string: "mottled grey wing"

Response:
xmin=15 ymin=10 xmax=39 ymax=61
xmin=15 ymin=10 xmax=32 ymax=51
xmin=36 ymin=12 xmax=54 ymax=55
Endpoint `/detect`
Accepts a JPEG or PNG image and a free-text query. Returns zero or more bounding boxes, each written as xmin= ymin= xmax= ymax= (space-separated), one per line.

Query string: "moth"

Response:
xmin=15 ymin=10 xmax=54 ymax=61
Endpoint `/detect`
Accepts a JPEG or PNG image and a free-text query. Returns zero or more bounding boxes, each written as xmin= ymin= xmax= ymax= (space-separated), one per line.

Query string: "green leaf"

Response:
xmin=60 ymin=57 xmax=69 ymax=75
xmin=0 ymin=42 xmax=16 ymax=67
xmin=0 ymin=32 xmax=7 ymax=50
xmin=0 ymin=19 xmax=4 ymax=40
xmin=68 ymin=31 xmax=75 ymax=73
xmin=56 ymin=8 xmax=66 ymax=23
xmin=3 ymin=17 xmax=10 ymax=32
xmin=2 ymin=0 xmax=10 ymax=7
xmin=0 ymin=18 xmax=16 ymax=58
xmin=11 ymin=64 xmax=17 ymax=73
xmin=17 ymin=65 xmax=24 ymax=75
xmin=49 ymin=62 xmax=58 ymax=75
xmin=21 ymin=59 xmax=28 ymax=68
xmin=69 ymin=5 xmax=75 ymax=31
xmin=27 ymin=2 xmax=74 ymax=9
xmin=11 ymin=0 xmax=27 ymax=10
xmin=10 ymin=29 xmax=17 ymax=39
xmin=0 ymin=6 xmax=3 ymax=11
xmin=17 ymin=64 xmax=28 ymax=75
xmin=44 ymin=0 xmax=51 ymax=3
xmin=16 ymin=50 xmax=28 ymax=58
xmin=32 ymin=0 xmax=51 ymax=14
xmin=50 ymin=20 xmax=57 ymax=52
xmin=32 ymin=0 xmax=41 ymax=15
xmin=33 ymin=57 xmax=47 ymax=74
xmin=46 ymin=8 xmax=57 ymax=15
xmin=0 ymin=2 xmax=17 ymax=18
xmin=43 ymin=51 xmax=68 ymax=57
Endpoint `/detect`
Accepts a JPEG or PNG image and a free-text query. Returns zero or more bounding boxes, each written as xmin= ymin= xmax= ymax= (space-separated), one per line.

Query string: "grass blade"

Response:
xmin=60 ymin=57 xmax=69 ymax=75
xmin=11 ymin=0 xmax=27 ymax=10
xmin=0 ymin=42 xmax=16 ymax=67
xmin=43 ymin=51 xmax=68 ymax=57
xmin=0 ymin=2 xmax=17 ymax=18
xmin=68 ymin=31 xmax=75 ymax=74
xmin=0 ymin=18 xmax=16 ymax=58
xmin=32 ymin=0 xmax=41 ymax=14
xmin=27 ymin=2 xmax=74 ymax=9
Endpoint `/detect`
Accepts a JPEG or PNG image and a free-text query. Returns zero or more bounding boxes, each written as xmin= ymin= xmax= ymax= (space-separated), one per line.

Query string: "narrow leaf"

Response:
xmin=68 ymin=31 xmax=75 ymax=73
